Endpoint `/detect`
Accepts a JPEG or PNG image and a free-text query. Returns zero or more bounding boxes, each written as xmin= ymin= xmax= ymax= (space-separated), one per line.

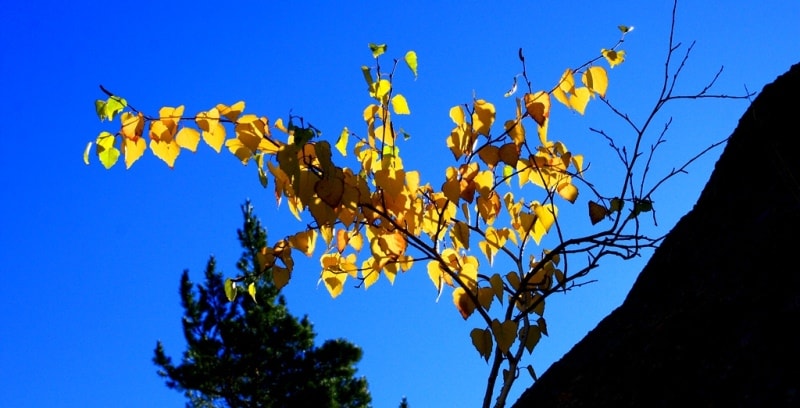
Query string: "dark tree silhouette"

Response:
xmin=154 ymin=202 xmax=371 ymax=408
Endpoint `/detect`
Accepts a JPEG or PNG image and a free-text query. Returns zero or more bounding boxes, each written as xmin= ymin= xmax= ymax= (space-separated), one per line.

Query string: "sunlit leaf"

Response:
xmin=335 ymin=127 xmax=349 ymax=156
xmin=95 ymin=131 xmax=120 ymax=169
xmin=247 ymin=282 xmax=257 ymax=303
xmin=176 ymin=127 xmax=200 ymax=152
xmin=570 ymin=87 xmax=591 ymax=114
xmin=196 ymin=109 xmax=225 ymax=153
xmin=288 ymin=230 xmax=317 ymax=257
xmin=224 ymin=278 xmax=236 ymax=301
xmin=368 ymin=43 xmax=387 ymax=58
xmin=453 ymin=287 xmax=476 ymax=319
xmin=391 ymin=94 xmax=411 ymax=115
xmin=601 ymin=49 xmax=626 ymax=68
xmin=216 ymin=101 xmax=245 ymax=121
xmin=369 ymin=79 xmax=391 ymax=100
xmin=123 ymin=137 xmax=146 ymax=169
xmin=557 ymin=183 xmax=578 ymax=203
xmin=582 ymin=66 xmax=609 ymax=98
xmin=404 ymin=50 xmax=418 ymax=79
xmin=524 ymin=91 xmax=550 ymax=126
xmin=472 ymin=100 xmax=496 ymax=136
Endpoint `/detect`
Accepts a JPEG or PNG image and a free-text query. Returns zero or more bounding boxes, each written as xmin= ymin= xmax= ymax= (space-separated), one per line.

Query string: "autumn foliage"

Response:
xmin=88 ymin=24 xmax=717 ymax=407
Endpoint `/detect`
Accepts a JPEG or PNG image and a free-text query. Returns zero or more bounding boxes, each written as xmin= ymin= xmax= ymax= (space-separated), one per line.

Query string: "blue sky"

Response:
xmin=1 ymin=1 xmax=798 ymax=407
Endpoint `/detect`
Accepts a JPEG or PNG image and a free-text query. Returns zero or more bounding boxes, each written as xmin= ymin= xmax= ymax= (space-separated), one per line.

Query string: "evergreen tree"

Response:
xmin=154 ymin=201 xmax=371 ymax=408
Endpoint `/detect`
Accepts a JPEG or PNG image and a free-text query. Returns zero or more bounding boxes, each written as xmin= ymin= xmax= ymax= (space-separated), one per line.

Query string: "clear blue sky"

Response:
xmin=1 ymin=1 xmax=797 ymax=407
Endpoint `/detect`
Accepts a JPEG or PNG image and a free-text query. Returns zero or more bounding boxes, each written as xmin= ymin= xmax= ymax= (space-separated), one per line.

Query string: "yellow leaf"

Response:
xmin=453 ymin=287 xmax=476 ymax=319
xmin=123 ymin=136 xmax=146 ymax=169
xmin=451 ymin=221 xmax=470 ymax=250
xmin=363 ymin=266 xmax=380 ymax=289
xmin=601 ymin=49 xmax=626 ymax=68
xmin=225 ymin=138 xmax=252 ymax=165
xmin=335 ymin=127 xmax=349 ymax=156
xmin=216 ymin=101 xmax=245 ymax=121
xmin=288 ymin=230 xmax=317 ymax=256
xmin=470 ymin=328 xmax=493 ymax=362
xmin=472 ymin=100 xmax=496 ymax=136
xmin=557 ymin=183 xmax=578 ymax=203
xmin=460 ymin=260 xmax=479 ymax=291
xmin=569 ymin=87 xmax=591 ymax=115
xmin=427 ymin=261 xmax=448 ymax=294
xmin=524 ymin=91 xmax=550 ymax=126
xmin=582 ymin=66 xmax=608 ymax=98
xmin=369 ymin=79 xmax=391 ymax=100
xmin=176 ymin=127 xmax=200 ymax=152
xmin=391 ymin=94 xmax=410 ymax=115
xmin=477 ymin=145 xmax=500 ymax=169
xmin=491 ymin=319 xmax=519 ymax=354
xmin=196 ymin=109 xmax=226 ymax=153
xmin=404 ymin=51 xmax=418 ymax=78
xmin=120 ymin=112 xmax=144 ymax=141
xmin=553 ymin=69 xmax=574 ymax=108
xmin=490 ymin=273 xmax=504 ymax=303
xmin=247 ymin=282 xmax=257 ymax=303
xmin=322 ymin=267 xmax=347 ymax=299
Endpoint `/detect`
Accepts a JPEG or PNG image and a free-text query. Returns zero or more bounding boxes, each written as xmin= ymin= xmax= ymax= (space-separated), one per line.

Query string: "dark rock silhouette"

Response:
xmin=513 ymin=63 xmax=800 ymax=407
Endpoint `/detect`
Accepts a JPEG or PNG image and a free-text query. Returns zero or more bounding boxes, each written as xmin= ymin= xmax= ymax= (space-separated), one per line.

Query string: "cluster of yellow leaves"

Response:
xmin=88 ymin=37 xmax=627 ymax=363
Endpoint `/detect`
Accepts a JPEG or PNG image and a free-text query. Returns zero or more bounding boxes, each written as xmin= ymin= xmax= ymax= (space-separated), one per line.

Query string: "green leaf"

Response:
xmin=104 ymin=96 xmax=127 ymax=121
xmin=95 ymin=100 xmax=106 ymax=120
xmin=224 ymin=278 xmax=237 ymax=301
xmin=610 ymin=197 xmax=624 ymax=213
xmin=247 ymin=282 xmax=257 ymax=303
xmin=368 ymin=43 xmax=387 ymax=58
xmin=399 ymin=128 xmax=411 ymax=141
xmin=627 ymin=198 xmax=653 ymax=220
xmin=256 ymin=153 xmax=268 ymax=188
xmin=95 ymin=131 xmax=119 ymax=169
xmin=404 ymin=51 xmax=418 ymax=79
xmin=502 ymin=165 xmax=514 ymax=186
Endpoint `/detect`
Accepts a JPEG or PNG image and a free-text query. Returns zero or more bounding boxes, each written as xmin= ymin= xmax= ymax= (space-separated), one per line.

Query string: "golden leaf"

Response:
xmin=582 ymin=66 xmax=608 ymax=98
xmin=176 ymin=127 xmax=200 ymax=152
xmin=472 ymin=99 xmax=496 ymax=136
xmin=524 ymin=91 xmax=550 ymax=126
xmin=601 ymin=49 xmax=626 ymax=68
xmin=453 ymin=287 xmax=476 ymax=319
xmin=557 ymin=183 xmax=578 ymax=203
